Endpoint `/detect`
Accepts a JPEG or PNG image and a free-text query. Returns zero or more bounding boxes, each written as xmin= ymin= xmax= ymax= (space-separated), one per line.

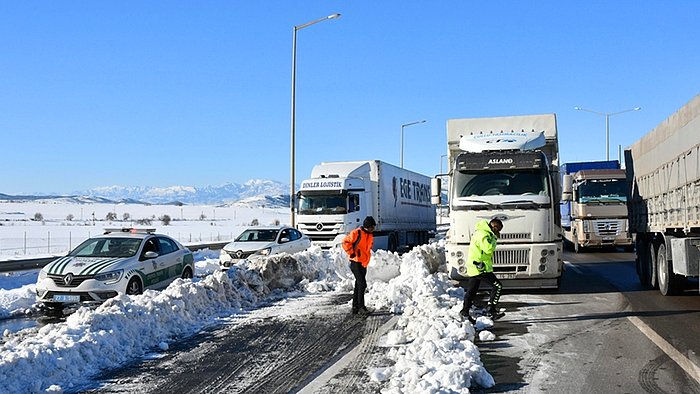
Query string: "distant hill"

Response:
xmin=0 ymin=180 xmax=291 ymax=207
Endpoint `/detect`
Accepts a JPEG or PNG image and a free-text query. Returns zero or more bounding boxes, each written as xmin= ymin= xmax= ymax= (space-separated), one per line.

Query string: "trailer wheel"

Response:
xmin=657 ymin=243 xmax=684 ymax=296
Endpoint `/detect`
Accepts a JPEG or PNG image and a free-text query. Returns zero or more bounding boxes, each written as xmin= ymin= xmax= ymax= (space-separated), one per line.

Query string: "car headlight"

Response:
xmin=258 ymin=247 xmax=272 ymax=256
xmin=94 ymin=269 xmax=123 ymax=284
xmin=38 ymin=270 xmax=47 ymax=280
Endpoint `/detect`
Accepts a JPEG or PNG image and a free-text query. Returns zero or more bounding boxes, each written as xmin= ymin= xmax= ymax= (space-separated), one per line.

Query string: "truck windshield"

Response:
xmin=455 ymin=169 xmax=549 ymax=198
xmin=298 ymin=194 xmax=348 ymax=215
xmin=577 ymin=179 xmax=627 ymax=203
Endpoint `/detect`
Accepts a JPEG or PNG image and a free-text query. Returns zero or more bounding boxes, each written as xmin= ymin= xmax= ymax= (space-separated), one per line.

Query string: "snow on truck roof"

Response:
xmin=447 ymin=114 xmax=558 ymax=150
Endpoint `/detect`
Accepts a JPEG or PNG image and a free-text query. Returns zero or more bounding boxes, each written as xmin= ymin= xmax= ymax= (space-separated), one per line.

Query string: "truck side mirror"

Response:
xmin=431 ymin=178 xmax=442 ymax=205
xmin=562 ymin=174 xmax=573 ymax=201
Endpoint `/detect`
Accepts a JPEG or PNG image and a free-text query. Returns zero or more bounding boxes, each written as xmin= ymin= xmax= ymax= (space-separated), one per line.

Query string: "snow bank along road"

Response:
xmin=0 ymin=243 xmax=495 ymax=394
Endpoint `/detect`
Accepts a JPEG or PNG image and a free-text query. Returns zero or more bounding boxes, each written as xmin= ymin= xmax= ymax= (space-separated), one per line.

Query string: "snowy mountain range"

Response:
xmin=0 ymin=180 xmax=291 ymax=207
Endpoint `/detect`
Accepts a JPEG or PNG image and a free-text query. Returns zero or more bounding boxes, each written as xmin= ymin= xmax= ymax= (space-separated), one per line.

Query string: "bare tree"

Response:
xmin=160 ymin=214 xmax=172 ymax=226
xmin=250 ymin=218 xmax=259 ymax=226
xmin=106 ymin=212 xmax=117 ymax=221
xmin=123 ymin=212 xmax=130 ymax=221
xmin=66 ymin=214 xmax=74 ymax=221
xmin=33 ymin=212 xmax=44 ymax=221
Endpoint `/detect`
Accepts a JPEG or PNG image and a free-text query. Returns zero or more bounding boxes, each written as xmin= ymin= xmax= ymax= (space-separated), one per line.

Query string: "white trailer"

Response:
xmin=296 ymin=160 xmax=436 ymax=251
xmin=625 ymin=93 xmax=700 ymax=295
xmin=432 ymin=114 xmax=563 ymax=289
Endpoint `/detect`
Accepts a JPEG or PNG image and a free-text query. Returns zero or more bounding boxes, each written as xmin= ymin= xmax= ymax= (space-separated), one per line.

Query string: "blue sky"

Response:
xmin=2 ymin=1 xmax=699 ymax=194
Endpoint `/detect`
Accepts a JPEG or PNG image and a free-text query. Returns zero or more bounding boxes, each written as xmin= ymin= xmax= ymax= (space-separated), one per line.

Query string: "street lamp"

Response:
xmin=290 ymin=13 xmax=341 ymax=227
xmin=574 ymin=106 xmax=641 ymax=161
xmin=400 ymin=120 xmax=426 ymax=168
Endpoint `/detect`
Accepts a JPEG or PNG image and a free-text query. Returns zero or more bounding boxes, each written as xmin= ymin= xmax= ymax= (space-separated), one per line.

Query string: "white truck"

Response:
xmin=296 ymin=160 xmax=436 ymax=251
xmin=626 ymin=93 xmax=700 ymax=295
xmin=431 ymin=114 xmax=563 ymax=289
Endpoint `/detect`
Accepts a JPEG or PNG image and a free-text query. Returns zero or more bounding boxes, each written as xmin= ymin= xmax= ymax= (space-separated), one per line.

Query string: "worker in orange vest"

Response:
xmin=342 ymin=216 xmax=376 ymax=315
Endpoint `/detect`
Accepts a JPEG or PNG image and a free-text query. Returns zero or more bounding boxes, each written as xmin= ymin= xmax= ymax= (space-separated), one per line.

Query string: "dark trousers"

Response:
xmin=462 ymin=272 xmax=503 ymax=312
xmin=349 ymin=261 xmax=367 ymax=311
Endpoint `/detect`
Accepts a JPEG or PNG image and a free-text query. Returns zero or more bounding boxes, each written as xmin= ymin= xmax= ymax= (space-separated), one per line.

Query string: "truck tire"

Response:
xmin=657 ymin=243 xmax=684 ymax=296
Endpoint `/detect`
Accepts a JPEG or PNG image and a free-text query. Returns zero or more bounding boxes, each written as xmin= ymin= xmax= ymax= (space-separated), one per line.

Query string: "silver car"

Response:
xmin=219 ymin=226 xmax=311 ymax=269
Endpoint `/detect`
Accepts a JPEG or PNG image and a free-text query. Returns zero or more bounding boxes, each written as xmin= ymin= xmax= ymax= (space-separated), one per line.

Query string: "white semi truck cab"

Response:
xmin=432 ymin=114 xmax=563 ymax=289
xmin=296 ymin=160 xmax=436 ymax=251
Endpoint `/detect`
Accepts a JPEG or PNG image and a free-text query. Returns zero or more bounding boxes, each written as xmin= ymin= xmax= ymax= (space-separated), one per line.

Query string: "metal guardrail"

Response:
xmin=0 ymin=241 xmax=230 ymax=273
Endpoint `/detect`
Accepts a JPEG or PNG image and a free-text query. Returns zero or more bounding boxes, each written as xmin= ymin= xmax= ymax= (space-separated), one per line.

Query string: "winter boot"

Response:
xmin=487 ymin=305 xmax=505 ymax=320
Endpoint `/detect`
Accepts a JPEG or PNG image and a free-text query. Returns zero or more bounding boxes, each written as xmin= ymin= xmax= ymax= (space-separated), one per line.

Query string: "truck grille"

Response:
xmin=298 ymin=222 xmax=341 ymax=242
xmin=594 ymin=220 xmax=622 ymax=236
xmin=493 ymin=248 xmax=530 ymax=265
xmin=499 ymin=233 xmax=531 ymax=241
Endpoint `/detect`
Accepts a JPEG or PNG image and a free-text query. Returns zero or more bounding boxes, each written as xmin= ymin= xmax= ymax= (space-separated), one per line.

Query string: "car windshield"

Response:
xmin=235 ymin=229 xmax=279 ymax=242
xmin=69 ymin=237 xmax=142 ymax=257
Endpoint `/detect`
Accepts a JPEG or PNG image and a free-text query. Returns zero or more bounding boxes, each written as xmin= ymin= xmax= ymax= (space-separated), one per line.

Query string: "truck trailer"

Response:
xmin=625 ymin=93 xmax=700 ymax=295
xmin=561 ymin=160 xmax=633 ymax=252
xmin=296 ymin=160 xmax=436 ymax=251
xmin=431 ymin=114 xmax=563 ymax=289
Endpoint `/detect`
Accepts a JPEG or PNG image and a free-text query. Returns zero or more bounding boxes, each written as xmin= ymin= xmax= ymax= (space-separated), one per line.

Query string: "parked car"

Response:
xmin=219 ymin=226 xmax=311 ymax=269
xmin=36 ymin=228 xmax=194 ymax=308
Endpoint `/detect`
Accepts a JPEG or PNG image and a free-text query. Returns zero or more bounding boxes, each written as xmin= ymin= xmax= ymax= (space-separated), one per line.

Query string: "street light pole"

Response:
xmin=290 ymin=13 xmax=341 ymax=227
xmin=574 ymin=106 xmax=641 ymax=161
xmin=400 ymin=120 xmax=426 ymax=168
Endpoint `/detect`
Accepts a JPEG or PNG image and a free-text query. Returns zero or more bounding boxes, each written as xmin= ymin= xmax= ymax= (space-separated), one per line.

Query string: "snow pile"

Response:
xmin=366 ymin=242 xmax=495 ymax=393
xmin=0 ymin=271 xmax=38 ymax=319
xmin=0 ymin=241 xmax=496 ymax=393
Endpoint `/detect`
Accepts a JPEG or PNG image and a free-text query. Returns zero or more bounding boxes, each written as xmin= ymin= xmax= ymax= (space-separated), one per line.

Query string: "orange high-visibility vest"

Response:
xmin=342 ymin=227 xmax=374 ymax=267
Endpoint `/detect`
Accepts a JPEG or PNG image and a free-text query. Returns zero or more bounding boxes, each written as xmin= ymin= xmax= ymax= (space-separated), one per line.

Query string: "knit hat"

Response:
xmin=362 ymin=216 xmax=377 ymax=228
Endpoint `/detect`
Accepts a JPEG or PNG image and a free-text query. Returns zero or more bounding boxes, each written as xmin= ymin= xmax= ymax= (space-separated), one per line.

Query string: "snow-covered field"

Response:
xmin=0 ymin=202 xmax=287 ymax=258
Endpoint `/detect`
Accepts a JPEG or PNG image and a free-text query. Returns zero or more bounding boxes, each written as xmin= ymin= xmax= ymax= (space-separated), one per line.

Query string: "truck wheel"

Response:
xmin=657 ymin=243 xmax=684 ymax=296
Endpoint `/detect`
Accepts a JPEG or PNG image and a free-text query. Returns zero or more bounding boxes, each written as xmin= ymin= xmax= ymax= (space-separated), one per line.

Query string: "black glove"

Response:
xmin=350 ymin=253 xmax=356 ymax=259
xmin=474 ymin=261 xmax=485 ymax=271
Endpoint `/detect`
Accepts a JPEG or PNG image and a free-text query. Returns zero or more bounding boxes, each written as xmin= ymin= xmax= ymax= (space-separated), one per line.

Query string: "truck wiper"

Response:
xmin=459 ymin=198 xmax=497 ymax=207
xmin=501 ymin=199 xmax=541 ymax=209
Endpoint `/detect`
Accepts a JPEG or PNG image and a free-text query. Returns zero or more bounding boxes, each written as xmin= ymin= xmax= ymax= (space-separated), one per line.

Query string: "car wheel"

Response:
xmin=181 ymin=266 xmax=193 ymax=279
xmin=126 ymin=277 xmax=143 ymax=295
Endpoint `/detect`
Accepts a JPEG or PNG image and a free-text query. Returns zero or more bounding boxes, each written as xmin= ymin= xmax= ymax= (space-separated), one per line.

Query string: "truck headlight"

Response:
xmin=583 ymin=220 xmax=590 ymax=233
xmin=94 ymin=269 xmax=123 ymax=284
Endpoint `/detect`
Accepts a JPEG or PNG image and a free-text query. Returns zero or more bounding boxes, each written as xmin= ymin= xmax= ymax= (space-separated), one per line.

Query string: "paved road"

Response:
xmin=86 ymin=249 xmax=700 ymax=394
xmin=475 ymin=249 xmax=700 ymax=394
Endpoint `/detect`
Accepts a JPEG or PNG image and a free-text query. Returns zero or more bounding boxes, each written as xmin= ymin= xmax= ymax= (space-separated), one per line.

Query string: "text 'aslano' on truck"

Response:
xmin=431 ymin=114 xmax=563 ymax=289
xmin=626 ymin=93 xmax=700 ymax=296
xmin=560 ymin=160 xmax=634 ymax=253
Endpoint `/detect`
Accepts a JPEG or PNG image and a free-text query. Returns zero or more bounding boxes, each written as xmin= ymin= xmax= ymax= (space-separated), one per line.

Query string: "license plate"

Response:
xmin=53 ymin=294 xmax=81 ymax=303
xmin=498 ymin=274 xmax=517 ymax=279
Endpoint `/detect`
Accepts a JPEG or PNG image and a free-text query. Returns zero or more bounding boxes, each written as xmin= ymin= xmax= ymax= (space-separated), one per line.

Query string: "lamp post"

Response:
xmin=400 ymin=120 xmax=426 ymax=168
xmin=290 ymin=13 xmax=341 ymax=227
xmin=574 ymin=106 xmax=641 ymax=161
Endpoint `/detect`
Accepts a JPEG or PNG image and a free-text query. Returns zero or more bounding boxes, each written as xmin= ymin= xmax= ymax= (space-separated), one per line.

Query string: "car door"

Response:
xmin=156 ymin=237 xmax=182 ymax=287
xmin=277 ymin=229 xmax=293 ymax=254
xmin=139 ymin=237 xmax=164 ymax=290
xmin=288 ymin=229 xmax=306 ymax=253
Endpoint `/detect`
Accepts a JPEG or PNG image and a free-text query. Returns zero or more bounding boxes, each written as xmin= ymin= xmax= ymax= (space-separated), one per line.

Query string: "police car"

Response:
xmin=36 ymin=228 xmax=194 ymax=308
xmin=219 ymin=226 xmax=311 ymax=269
